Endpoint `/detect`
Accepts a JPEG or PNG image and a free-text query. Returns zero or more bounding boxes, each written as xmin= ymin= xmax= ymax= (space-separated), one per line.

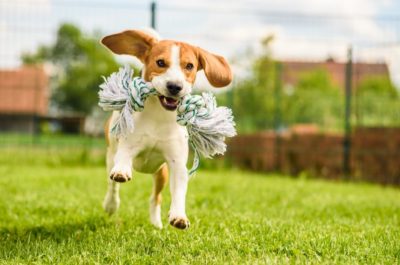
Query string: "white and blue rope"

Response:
xmin=99 ymin=65 xmax=236 ymax=176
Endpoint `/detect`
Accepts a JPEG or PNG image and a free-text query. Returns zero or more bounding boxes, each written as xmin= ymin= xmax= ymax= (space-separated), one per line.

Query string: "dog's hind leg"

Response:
xmin=150 ymin=164 xmax=168 ymax=228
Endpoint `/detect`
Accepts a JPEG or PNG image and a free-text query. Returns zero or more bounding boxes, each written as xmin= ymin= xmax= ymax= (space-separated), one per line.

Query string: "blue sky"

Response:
xmin=1 ymin=0 xmax=400 ymax=85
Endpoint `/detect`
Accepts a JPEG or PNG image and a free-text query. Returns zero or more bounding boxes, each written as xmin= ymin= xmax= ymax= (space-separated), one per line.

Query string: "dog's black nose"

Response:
xmin=166 ymin=82 xmax=182 ymax=96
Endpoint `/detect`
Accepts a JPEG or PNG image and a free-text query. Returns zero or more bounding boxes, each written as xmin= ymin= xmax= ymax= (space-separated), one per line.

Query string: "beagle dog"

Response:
xmin=101 ymin=29 xmax=232 ymax=229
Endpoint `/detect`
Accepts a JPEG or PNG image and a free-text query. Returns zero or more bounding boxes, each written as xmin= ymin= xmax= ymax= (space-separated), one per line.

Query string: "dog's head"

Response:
xmin=101 ymin=30 xmax=232 ymax=111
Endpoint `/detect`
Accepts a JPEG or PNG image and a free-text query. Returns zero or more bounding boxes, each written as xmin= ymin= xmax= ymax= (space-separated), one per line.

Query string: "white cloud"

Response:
xmin=158 ymin=0 xmax=395 ymax=60
xmin=1 ymin=0 xmax=399 ymax=86
xmin=0 ymin=0 xmax=51 ymax=10
xmin=0 ymin=0 xmax=52 ymax=68
xmin=159 ymin=0 xmax=398 ymax=88
xmin=0 ymin=20 xmax=7 ymax=33
xmin=163 ymin=0 xmax=398 ymax=84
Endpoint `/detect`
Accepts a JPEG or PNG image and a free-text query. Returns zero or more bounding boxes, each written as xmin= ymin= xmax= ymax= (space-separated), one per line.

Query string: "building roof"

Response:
xmin=281 ymin=60 xmax=389 ymax=90
xmin=0 ymin=66 xmax=49 ymax=115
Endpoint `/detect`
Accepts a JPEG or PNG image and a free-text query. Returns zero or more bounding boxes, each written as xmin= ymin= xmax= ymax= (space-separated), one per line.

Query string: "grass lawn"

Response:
xmin=0 ymin=146 xmax=399 ymax=264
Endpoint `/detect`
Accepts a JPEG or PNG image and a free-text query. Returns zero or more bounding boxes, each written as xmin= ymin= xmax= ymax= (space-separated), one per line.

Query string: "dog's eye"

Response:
xmin=156 ymin=59 xmax=166 ymax=67
xmin=185 ymin=63 xmax=194 ymax=70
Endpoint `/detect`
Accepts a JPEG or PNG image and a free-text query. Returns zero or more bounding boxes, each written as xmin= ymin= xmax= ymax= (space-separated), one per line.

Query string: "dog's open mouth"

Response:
xmin=158 ymin=96 xmax=179 ymax=111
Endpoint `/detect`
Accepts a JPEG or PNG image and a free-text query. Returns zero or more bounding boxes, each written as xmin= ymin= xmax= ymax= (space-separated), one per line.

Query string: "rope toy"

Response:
xmin=98 ymin=65 xmax=236 ymax=175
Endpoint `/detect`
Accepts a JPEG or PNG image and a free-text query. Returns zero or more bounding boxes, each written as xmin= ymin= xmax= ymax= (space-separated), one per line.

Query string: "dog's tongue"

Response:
xmin=165 ymin=97 xmax=178 ymax=104
xmin=159 ymin=96 xmax=179 ymax=110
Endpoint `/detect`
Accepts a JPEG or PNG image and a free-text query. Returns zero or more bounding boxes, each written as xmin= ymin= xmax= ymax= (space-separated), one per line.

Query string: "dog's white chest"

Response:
xmin=110 ymin=96 xmax=188 ymax=173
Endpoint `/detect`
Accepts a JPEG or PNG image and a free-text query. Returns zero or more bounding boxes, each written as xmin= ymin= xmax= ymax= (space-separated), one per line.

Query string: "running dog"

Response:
xmin=101 ymin=29 xmax=232 ymax=229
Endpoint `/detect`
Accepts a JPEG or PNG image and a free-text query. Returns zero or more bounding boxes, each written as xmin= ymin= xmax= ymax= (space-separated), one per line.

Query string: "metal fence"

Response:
xmin=0 ymin=1 xmax=399 ymax=181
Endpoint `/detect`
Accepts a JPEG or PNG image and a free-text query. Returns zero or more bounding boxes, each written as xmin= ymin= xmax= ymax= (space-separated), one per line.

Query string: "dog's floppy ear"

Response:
xmin=101 ymin=30 xmax=157 ymax=62
xmin=197 ymin=48 xmax=233 ymax=87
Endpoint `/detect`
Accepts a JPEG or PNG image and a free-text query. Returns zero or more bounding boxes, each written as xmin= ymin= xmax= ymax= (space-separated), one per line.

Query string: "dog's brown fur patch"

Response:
xmin=153 ymin=164 xmax=168 ymax=205
xmin=101 ymin=30 xmax=232 ymax=88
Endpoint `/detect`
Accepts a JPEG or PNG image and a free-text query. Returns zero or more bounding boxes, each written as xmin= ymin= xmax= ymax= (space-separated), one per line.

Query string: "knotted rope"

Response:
xmin=99 ymin=65 xmax=236 ymax=176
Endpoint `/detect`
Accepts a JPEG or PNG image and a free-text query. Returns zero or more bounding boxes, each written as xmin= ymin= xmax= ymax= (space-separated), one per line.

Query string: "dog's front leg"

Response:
xmin=103 ymin=145 xmax=121 ymax=214
xmin=110 ymin=139 xmax=135 ymax=182
xmin=167 ymin=157 xmax=190 ymax=230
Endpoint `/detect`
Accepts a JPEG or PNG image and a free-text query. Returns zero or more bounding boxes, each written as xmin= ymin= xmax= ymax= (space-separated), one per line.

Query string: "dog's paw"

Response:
xmin=169 ymin=214 xmax=190 ymax=230
xmin=150 ymin=215 xmax=163 ymax=229
xmin=103 ymin=194 xmax=120 ymax=215
xmin=110 ymin=164 xmax=132 ymax=183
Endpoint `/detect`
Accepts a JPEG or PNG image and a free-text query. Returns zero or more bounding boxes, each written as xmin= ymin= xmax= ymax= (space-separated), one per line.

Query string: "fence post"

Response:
xmin=274 ymin=62 xmax=282 ymax=171
xmin=150 ymin=1 xmax=157 ymax=29
xmin=343 ymin=46 xmax=353 ymax=178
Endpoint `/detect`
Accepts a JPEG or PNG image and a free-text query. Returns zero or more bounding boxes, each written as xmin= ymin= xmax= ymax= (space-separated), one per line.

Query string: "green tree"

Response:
xmin=222 ymin=35 xmax=276 ymax=133
xmin=222 ymin=35 xmax=343 ymax=133
xmin=356 ymin=76 xmax=399 ymax=126
xmin=22 ymin=23 xmax=119 ymax=114
xmin=282 ymin=69 xmax=343 ymax=130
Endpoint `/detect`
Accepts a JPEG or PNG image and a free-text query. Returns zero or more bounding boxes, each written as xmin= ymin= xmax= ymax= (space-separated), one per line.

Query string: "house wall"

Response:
xmin=0 ymin=66 xmax=49 ymax=115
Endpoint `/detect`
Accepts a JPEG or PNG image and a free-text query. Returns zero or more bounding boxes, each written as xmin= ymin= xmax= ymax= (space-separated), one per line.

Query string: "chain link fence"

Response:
xmin=0 ymin=1 xmax=399 ymax=182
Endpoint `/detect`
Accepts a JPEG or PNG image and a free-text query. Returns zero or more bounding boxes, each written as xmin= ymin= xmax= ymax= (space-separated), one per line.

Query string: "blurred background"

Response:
xmin=0 ymin=0 xmax=399 ymax=185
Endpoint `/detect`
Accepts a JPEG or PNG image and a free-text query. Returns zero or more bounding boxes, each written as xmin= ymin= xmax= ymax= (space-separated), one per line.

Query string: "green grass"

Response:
xmin=0 ymin=146 xmax=399 ymax=264
xmin=0 ymin=133 xmax=105 ymax=148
